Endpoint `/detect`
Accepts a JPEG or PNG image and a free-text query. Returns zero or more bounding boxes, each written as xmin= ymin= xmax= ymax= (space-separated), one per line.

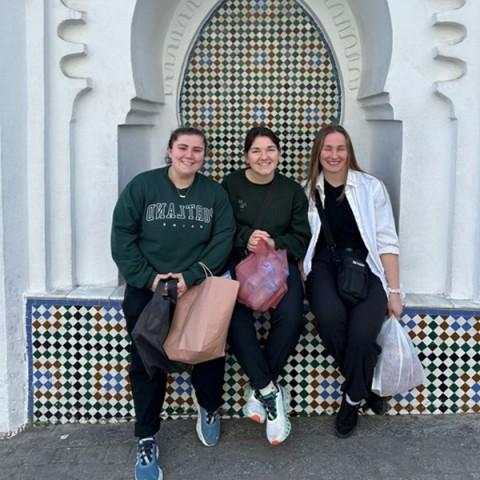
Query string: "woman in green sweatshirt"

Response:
xmin=223 ymin=126 xmax=311 ymax=446
xmin=111 ymin=126 xmax=235 ymax=480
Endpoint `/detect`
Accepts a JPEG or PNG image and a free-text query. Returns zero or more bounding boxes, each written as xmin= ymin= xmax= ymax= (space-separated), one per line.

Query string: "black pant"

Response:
xmin=227 ymin=259 xmax=306 ymax=390
xmin=306 ymin=253 xmax=387 ymax=402
xmin=124 ymin=286 xmax=225 ymax=439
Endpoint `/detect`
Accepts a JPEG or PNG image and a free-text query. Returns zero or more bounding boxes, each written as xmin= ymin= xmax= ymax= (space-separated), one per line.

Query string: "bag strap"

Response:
xmin=159 ymin=279 xmax=178 ymax=303
xmin=313 ymin=189 xmax=338 ymax=262
xmin=198 ymin=261 xmax=213 ymax=278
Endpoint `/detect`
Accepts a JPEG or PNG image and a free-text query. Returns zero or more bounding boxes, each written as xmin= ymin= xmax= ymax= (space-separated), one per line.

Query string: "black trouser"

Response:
xmin=124 ymin=285 xmax=225 ymax=439
xmin=227 ymin=259 xmax=306 ymax=390
xmin=306 ymin=251 xmax=387 ymax=402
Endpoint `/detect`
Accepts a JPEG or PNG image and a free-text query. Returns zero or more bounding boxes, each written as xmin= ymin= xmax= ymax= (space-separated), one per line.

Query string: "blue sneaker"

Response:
xmin=196 ymin=405 xmax=221 ymax=447
xmin=135 ymin=437 xmax=163 ymax=480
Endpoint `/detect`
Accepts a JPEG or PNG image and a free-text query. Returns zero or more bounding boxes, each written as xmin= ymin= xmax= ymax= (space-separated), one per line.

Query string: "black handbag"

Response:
xmin=130 ymin=280 xmax=191 ymax=377
xmin=314 ymin=190 xmax=368 ymax=306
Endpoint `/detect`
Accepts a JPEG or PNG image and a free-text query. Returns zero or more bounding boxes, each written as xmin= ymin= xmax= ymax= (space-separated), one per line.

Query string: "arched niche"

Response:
xmin=124 ymin=0 xmax=401 ymax=213
xmin=179 ymin=0 xmax=343 ymax=183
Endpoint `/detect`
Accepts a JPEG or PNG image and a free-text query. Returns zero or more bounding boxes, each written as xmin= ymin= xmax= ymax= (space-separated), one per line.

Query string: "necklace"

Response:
xmin=176 ymin=185 xmax=192 ymax=199
xmin=168 ymin=167 xmax=194 ymax=199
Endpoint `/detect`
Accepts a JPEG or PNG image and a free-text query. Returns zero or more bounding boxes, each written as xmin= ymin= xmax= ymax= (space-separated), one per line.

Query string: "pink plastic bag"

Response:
xmin=235 ymin=241 xmax=289 ymax=312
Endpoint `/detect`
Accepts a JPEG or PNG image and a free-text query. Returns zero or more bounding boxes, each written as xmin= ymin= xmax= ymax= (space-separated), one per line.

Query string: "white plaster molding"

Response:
xmin=358 ymin=92 xmax=395 ymax=121
xmin=125 ymin=97 xmax=162 ymax=126
xmin=25 ymin=285 xmax=122 ymax=302
xmin=163 ymin=0 xmax=210 ymax=97
xmin=151 ymin=0 xmax=224 ymax=149
xmin=159 ymin=0 xmax=369 ymax=129
xmin=322 ymin=0 xmax=361 ymax=92
xmin=383 ymin=0 xmax=463 ymax=297
xmin=343 ymin=0 xmax=396 ymax=122
xmin=431 ymin=0 xmax=480 ymax=301
xmin=432 ymin=1 xmax=470 ymax=116
xmin=306 ymin=0 xmax=396 ymax=125
xmin=405 ymin=293 xmax=480 ymax=309
xmin=26 ymin=0 xmax=47 ymax=292
xmin=65 ymin=1 xmax=138 ymax=287
xmin=26 ymin=0 xmax=94 ymax=293
xmin=43 ymin=0 xmax=92 ymax=291
xmin=57 ymin=0 xmax=92 ymax=111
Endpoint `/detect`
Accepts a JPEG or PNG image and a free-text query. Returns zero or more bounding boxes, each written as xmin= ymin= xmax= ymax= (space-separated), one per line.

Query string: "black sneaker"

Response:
xmin=335 ymin=396 xmax=359 ymax=438
xmin=363 ymin=392 xmax=387 ymax=415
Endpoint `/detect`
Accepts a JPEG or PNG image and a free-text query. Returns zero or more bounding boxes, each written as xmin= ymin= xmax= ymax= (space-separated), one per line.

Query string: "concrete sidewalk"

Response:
xmin=1 ymin=415 xmax=479 ymax=480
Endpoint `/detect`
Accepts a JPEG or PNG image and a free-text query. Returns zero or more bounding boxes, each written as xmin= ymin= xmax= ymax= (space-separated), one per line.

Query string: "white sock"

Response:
xmin=346 ymin=393 xmax=361 ymax=406
xmin=259 ymin=381 xmax=277 ymax=397
xmin=138 ymin=436 xmax=155 ymax=445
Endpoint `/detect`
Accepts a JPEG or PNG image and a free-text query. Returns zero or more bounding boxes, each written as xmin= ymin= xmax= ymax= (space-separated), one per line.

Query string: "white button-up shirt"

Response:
xmin=303 ymin=170 xmax=400 ymax=294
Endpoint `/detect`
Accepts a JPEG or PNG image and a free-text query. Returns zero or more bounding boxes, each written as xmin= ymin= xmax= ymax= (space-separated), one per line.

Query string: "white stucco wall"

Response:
xmin=0 ymin=1 xmax=28 ymax=435
xmin=387 ymin=0 xmax=480 ymax=302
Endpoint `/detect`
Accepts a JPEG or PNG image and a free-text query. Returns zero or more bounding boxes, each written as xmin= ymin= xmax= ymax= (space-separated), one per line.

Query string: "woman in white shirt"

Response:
xmin=303 ymin=124 xmax=402 ymax=438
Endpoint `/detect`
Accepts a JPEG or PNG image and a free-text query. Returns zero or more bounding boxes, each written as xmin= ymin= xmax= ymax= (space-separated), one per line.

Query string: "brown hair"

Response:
xmin=166 ymin=126 xmax=208 ymax=164
xmin=306 ymin=124 xmax=362 ymax=200
xmin=244 ymin=126 xmax=281 ymax=154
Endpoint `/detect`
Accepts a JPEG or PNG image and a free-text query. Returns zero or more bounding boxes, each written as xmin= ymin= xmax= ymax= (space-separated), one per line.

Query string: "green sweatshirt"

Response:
xmin=222 ymin=169 xmax=311 ymax=259
xmin=111 ymin=167 xmax=235 ymax=289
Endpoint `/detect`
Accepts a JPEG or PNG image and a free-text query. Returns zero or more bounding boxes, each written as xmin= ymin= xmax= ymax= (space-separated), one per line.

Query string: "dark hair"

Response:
xmin=166 ymin=126 xmax=208 ymax=164
xmin=306 ymin=124 xmax=362 ymax=200
xmin=244 ymin=126 xmax=281 ymax=154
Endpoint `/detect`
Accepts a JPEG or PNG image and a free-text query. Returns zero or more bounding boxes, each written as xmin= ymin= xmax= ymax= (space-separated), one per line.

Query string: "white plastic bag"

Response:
xmin=372 ymin=316 xmax=426 ymax=396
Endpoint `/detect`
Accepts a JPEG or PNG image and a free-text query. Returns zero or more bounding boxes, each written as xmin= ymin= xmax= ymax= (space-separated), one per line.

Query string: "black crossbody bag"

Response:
xmin=314 ymin=190 xmax=368 ymax=306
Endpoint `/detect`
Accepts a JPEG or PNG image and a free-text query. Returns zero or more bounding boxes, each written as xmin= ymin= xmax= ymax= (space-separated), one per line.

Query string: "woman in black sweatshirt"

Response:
xmin=223 ymin=126 xmax=311 ymax=446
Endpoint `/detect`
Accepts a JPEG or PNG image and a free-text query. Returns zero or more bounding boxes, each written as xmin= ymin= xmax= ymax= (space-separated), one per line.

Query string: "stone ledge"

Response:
xmin=25 ymin=289 xmax=480 ymax=310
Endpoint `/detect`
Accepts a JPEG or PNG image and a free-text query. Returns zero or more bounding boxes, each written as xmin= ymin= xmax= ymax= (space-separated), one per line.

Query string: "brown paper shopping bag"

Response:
xmin=163 ymin=263 xmax=239 ymax=364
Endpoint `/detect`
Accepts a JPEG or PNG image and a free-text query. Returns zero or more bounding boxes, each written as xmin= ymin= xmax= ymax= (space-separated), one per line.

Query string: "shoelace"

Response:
xmin=260 ymin=392 xmax=278 ymax=421
xmin=138 ymin=439 xmax=155 ymax=466
xmin=205 ymin=411 xmax=217 ymax=425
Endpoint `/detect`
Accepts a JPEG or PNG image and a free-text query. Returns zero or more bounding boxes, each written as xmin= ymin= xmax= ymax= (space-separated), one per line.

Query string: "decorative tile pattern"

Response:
xmin=29 ymin=302 xmax=133 ymax=423
xmin=179 ymin=0 xmax=341 ymax=183
xmin=26 ymin=298 xmax=480 ymax=424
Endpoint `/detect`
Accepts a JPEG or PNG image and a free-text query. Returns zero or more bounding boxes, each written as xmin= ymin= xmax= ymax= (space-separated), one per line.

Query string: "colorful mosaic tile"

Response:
xmin=26 ymin=298 xmax=480 ymax=424
xmin=179 ymin=0 xmax=341 ymax=183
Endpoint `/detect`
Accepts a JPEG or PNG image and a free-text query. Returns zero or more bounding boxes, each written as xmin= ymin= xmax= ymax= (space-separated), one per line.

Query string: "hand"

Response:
xmin=169 ymin=272 xmax=187 ymax=297
xmin=387 ymin=292 xmax=403 ymax=319
xmin=247 ymin=230 xmax=275 ymax=253
xmin=150 ymin=273 xmax=174 ymax=292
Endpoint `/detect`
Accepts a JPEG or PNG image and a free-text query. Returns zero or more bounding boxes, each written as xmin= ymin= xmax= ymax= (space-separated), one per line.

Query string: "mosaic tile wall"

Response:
xmin=179 ymin=0 xmax=341 ymax=183
xmin=26 ymin=298 xmax=480 ymax=424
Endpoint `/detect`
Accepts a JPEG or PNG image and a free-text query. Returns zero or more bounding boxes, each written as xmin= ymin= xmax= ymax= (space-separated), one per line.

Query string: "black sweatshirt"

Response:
xmin=222 ymin=169 xmax=311 ymax=260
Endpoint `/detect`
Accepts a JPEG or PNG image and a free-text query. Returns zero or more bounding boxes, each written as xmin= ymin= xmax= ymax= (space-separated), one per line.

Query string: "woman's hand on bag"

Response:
xmin=169 ymin=272 xmax=187 ymax=297
xmin=150 ymin=273 xmax=174 ymax=292
xmin=387 ymin=292 xmax=403 ymax=319
xmin=247 ymin=230 xmax=275 ymax=253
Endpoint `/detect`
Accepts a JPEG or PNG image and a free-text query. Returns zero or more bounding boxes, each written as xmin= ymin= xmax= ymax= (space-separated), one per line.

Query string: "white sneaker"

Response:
xmin=243 ymin=386 xmax=266 ymax=424
xmin=261 ymin=385 xmax=291 ymax=445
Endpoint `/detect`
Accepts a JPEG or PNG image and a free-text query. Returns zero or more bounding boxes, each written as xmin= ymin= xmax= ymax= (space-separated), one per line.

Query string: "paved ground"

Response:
xmin=1 ymin=415 xmax=479 ymax=480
